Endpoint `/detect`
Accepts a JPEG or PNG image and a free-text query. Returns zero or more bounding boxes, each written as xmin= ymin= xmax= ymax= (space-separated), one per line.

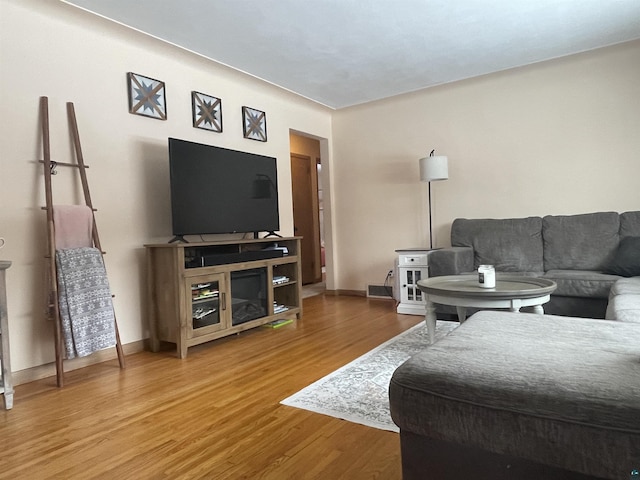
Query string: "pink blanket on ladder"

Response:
xmin=53 ymin=205 xmax=93 ymax=250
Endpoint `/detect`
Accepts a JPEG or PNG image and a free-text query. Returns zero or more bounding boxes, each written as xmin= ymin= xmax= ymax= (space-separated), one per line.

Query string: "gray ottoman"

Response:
xmin=389 ymin=311 xmax=640 ymax=479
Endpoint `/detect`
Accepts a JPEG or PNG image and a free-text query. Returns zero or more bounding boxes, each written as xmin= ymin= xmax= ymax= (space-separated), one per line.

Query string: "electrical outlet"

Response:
xmin=388 ymin=269 xmax=394 ymax=277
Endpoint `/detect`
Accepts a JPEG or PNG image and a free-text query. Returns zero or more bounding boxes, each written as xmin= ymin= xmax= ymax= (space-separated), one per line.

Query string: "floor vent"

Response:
xmin=367 ymin=284 xmax=393 ymax=299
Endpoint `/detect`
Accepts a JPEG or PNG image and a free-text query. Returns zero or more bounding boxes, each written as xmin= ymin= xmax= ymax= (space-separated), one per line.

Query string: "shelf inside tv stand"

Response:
xmin=145 ymin=237 xmax=302 ymax=358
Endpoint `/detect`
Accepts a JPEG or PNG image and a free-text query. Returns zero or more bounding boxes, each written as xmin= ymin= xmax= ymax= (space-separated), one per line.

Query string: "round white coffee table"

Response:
xmin=417 ymin=274 xmax=557 ymax=343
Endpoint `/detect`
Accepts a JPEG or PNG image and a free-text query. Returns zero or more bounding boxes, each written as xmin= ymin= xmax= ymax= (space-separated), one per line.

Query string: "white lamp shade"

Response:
xmin=419 ymin=155 xmax=449 ymax=182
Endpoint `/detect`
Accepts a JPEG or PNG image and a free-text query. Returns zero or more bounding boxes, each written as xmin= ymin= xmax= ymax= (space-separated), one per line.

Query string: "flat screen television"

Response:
xmin=168 ymin=138 xmax=280 ymax=239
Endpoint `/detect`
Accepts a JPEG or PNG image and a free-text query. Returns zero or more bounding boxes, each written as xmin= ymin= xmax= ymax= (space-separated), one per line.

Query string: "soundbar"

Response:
xmin=198 ymin=249 xmax=284 ymax=267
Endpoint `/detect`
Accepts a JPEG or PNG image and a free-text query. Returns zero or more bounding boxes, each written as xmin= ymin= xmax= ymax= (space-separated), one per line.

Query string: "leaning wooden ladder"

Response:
xmin=40 ymin=96 xmax=125 ymax=387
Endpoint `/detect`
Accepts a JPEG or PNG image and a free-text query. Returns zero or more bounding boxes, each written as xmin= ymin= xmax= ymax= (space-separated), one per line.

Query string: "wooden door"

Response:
xmin=290 ymin=154 xmax=321 ymax=284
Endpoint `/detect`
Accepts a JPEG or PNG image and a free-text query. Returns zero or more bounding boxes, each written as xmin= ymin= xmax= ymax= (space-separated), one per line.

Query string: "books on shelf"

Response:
xmin=273 ymin=301 xmax=289 ymax=314
xmin=273 ymin=275 xmax=290 ymax=285
xmin=191 ymin=282 xmax=219 ymax=301
xmin=263 ymin=318 xmax=294 ymax=329
xmin=193 ymin=307 xmax=216 ymax=320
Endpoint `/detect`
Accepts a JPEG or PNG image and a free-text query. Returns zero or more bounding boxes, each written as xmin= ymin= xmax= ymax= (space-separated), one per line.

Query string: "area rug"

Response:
xmin=280 ymin=320 xmax=458 ymax=432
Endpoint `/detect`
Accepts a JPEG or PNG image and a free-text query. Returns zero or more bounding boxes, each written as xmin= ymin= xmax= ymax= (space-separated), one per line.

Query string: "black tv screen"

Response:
xmin=168 ymin=138 xmax=280 ymax=237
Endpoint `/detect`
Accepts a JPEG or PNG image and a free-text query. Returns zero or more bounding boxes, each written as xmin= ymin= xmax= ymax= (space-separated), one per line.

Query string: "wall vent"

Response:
xmin=367 ymin=284 xmax=393 ymax=299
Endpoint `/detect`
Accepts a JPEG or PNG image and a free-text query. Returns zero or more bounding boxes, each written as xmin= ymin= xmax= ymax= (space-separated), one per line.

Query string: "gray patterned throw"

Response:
xmin=56 ymin=247 xmax=116 ymax=359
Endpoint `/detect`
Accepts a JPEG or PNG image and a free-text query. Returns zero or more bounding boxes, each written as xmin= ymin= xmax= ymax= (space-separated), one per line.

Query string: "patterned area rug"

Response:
xmin=280 ymin=320 xmax=458 ymax=432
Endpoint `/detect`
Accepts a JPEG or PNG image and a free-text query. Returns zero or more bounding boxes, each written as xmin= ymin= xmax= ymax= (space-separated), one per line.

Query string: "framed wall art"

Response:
xmin=192 ymin=91 xmax=222 ymax=132
xmin=127 ymin=72 xmax=166 ymax=120
xmin=242 ymin=106 xmax=267 ymax=142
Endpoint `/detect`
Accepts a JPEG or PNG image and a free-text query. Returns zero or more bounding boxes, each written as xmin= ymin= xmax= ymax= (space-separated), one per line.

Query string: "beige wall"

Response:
xmin=0 ymin=0 xmax=332 ymax=373
xmin=2 ymin=0 xmax=639 ymax=376
xmin=332 ymin=40 xmax=640 ymax=292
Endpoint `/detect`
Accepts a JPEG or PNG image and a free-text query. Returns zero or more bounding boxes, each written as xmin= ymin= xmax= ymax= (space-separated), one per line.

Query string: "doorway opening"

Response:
xmin=289 ymin=131 xmax=326 ymax=296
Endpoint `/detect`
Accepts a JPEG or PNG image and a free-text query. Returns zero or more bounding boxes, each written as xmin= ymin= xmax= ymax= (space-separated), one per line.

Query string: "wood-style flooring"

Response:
xmin=0 ymin=294 xmax=422 ymax=479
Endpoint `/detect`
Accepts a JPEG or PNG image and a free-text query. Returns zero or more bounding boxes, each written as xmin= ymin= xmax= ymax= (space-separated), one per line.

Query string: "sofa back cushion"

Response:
xmin=543 ymin=212 xmax=619 ymax=271
xmin=620 ymin=211 xmax=640 ymax=238
xmin=451 ymin=217 xmax=543 ymax=272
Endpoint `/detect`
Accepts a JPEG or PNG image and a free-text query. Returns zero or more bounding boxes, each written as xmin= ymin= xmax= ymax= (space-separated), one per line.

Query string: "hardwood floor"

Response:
xmin=0 ymin=294 xmax=422 ymax=479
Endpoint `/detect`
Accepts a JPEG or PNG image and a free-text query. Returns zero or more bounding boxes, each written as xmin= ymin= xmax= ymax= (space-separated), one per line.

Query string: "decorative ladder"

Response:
xmin=40 ymin=96 xmax=125 ymax=387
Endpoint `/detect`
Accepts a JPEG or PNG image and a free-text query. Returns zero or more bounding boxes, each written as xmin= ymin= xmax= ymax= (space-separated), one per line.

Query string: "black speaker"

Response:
xmin=200 ymin=249 xmax=283 ymax=266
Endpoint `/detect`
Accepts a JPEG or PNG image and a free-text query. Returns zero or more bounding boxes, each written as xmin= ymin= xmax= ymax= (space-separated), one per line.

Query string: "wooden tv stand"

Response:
xmin=145 ymin=237 xmax=302 ymax=358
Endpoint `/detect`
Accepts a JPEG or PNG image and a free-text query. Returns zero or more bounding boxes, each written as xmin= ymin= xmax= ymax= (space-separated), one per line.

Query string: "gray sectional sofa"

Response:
xmin=389 ymin=211 xmax=640 ymax=479
xmin=429 ymin=210 xmax=640 ymax=319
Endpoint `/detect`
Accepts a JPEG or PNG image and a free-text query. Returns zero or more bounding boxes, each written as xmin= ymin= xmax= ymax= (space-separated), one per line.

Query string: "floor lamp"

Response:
xmin=419 ymin=152 xmax=449 ymax=249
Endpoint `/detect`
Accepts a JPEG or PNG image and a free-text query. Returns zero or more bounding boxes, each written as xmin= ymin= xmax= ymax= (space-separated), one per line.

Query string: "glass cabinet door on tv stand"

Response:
xmin=189 ymin=273 xmax=227 ymax=336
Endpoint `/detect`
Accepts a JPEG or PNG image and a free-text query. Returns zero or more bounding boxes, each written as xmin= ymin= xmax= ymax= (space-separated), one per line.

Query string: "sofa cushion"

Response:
xmin=609 ymin=276 xmax=640 ymax=296
xmin=606 ymin=295 xmax=640 ymax=323
xmin=603 ymin=236 xmax=640 ymax=277
xmin=620 ymin=210 xmax=640 ymax=238
xmin=542 ymin=269 xmax=619 ymax=298
xmin=451 ymin=217 xmax=543 ymax=272
xmin=605 ymin=277 xmax=640 ymax=322
xmin=543 ymin=212 xmax=619 ymax=271
xmin=428 ymin=246 xmax=474 ymax=277
xmin=389 ymin=311 xmax=640 ymax=479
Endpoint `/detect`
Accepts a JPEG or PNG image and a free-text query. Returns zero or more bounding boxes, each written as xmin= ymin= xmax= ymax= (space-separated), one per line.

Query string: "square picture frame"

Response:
xmin=192 ymin=91 xmax=222 ymax=132
xmin=242 ymin=106 xmax=267 ymax=142
xmin=127 ymin=72 xmax=167 ymax=120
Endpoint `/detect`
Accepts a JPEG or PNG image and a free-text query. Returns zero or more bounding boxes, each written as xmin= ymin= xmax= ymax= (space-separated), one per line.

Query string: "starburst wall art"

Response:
xmin=192 ymin=91 xmax=222 ymax=132
xmin=242 ymin=106 xmax=267 ymax=142
xmin=127 ymin=72 xmax=166 ymax=120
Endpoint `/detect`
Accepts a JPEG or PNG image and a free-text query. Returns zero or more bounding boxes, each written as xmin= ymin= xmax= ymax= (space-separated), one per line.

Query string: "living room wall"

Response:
xmin=2 ymin=0 xmax=639 ymax=379
xmin=332 ymin=40 xmax=640 ymax=293
xmin=0 ymin=0 xmax=332 ymax=375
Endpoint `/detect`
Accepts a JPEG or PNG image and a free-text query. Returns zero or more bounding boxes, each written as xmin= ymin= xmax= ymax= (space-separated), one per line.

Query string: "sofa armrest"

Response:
xmin=429 ymin=247 xmax=474 ymax=277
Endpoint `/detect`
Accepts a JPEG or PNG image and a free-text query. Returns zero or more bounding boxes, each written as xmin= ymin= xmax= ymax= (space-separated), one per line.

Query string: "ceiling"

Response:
xmin=62 ymin=0 xmax=640 ymax=109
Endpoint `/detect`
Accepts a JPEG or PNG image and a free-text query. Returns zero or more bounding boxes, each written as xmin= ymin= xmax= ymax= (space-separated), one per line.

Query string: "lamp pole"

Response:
xmin=428 ymin=180 xmax=434 ymax=249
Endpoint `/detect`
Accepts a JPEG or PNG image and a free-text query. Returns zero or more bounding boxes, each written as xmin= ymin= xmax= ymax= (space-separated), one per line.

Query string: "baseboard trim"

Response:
xmin=324 ymin=289 xmax=366 ymax=297
xmin=324 ymin=289 xmax=394 ymax=304
xmin=13 ymin=340 xmax=146 ymax=386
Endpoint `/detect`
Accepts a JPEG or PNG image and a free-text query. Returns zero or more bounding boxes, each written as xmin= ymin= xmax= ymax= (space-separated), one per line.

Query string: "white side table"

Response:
xmin=0 ymin=261 xmax=13 ymax=409
xmin=395 ymin=248 xmax=432 ymax=315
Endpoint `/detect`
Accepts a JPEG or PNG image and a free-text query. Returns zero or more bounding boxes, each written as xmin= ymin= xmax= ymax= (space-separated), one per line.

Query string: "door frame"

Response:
xmin=290 ymin=153 xmax=322 ymax=284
